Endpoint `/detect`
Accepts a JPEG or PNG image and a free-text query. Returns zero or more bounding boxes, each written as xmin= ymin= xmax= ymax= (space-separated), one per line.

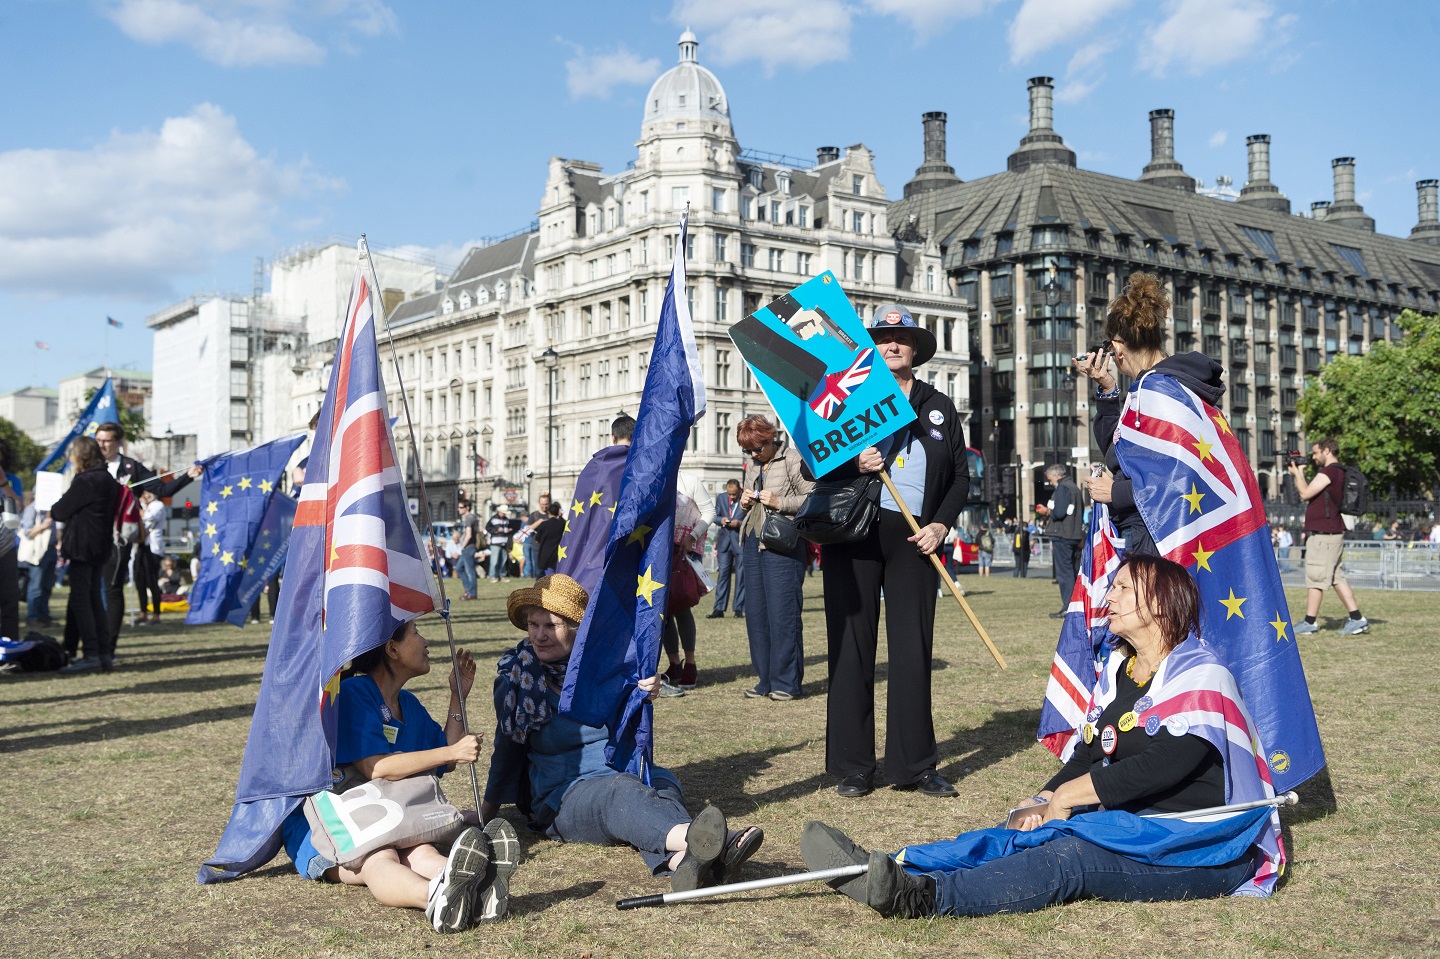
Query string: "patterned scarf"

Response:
xmin=495 ymin=639 xmax=568 ymax=744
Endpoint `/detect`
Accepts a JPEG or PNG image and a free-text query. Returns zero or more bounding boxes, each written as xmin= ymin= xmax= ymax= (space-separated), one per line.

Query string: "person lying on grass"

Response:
xmin=280 ymin=618 xmax=519 ymax=933
xmin=802 ymin=555 xmax=1287 ymax=918
xmin=481 ymin=574 xmax=763 ymax=890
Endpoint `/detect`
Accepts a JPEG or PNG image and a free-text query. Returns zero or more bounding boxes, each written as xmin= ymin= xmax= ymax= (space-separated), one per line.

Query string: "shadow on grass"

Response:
xmin=0 ymin=671 xmax=263 ymax=708
xmin=0 ymin=702 xmax=255 ymax=754
xmin=111 ymin=645 xmax=273 ymax=674
xmin=512 ymin=880 xmax=606 ymax=915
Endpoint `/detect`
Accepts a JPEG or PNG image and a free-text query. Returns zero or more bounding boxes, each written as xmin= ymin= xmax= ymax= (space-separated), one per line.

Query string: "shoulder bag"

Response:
xmin=304 ymin=772 xmax=466 ymax=867
xmin=793 ymin=473 xmax=881 ymax=545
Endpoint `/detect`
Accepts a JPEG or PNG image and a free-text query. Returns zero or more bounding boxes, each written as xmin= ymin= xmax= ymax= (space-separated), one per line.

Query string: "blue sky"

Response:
xmin=2 ymin=0 xmax=1436 ymax=397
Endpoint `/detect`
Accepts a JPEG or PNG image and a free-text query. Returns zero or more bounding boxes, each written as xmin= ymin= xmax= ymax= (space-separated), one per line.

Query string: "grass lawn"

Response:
xmin=2 ymin=574 xmax=1436 ymax=958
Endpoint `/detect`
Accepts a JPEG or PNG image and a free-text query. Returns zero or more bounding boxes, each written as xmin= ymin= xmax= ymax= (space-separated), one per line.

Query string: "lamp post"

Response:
xmin=466 ymin=427 xmax=479 ymax=505
xmin=542 ymin=346 xmax=558 ymax=499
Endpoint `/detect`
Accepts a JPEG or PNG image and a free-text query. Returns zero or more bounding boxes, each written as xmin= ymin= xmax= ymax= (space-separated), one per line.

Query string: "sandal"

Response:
xmin=709 ymin=824 xmax=764 ymax=883
xmin=671 ymin=805 xmax=726 ymax=892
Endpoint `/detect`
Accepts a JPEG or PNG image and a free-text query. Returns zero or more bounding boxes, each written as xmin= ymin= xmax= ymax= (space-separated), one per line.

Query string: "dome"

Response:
xmin=641 ymin=32 xmax=731 ymax=137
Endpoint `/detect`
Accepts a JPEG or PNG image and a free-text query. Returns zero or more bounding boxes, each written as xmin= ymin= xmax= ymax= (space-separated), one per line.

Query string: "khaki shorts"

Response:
xmin=1304 ymin=532 xmax=1347 ymax=589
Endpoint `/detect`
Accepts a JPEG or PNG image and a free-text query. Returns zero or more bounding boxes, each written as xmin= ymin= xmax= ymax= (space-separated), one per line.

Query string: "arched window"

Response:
xmin=459 ymin=291 xmax=471 ymax=309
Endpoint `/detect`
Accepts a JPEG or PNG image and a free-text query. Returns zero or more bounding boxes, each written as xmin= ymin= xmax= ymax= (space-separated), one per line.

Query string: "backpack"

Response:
xmin=979 ymin=529 xmax=995 ymax=552
xmin=114 ymin=482 xmax=142 ymax=548
xmin=1337 ymin=465 xmax=1370 ymax=517
xmin=0 ymin=633 xmax=68 ymax=672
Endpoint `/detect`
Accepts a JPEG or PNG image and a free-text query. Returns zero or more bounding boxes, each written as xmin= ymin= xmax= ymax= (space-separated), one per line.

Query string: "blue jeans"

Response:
xmin=548 ymin=770 xmax=689 ymax=874
xmin=457 ymin=546 xmax=478 ymax=595
xmin=927 ymin=835 xmax=1255 ymax=917
xmin=488 ymin=545 xmax=509 ymax=579
xmin=741 ymin=534 xmax=807 ymax=696
xmin=712 ymin=541 xmax=744 ymax=613
xmin=27 ymin=547 xmax=59 ymax=620
xmin=1051 ymin=536 xmax=1082 ymax=610
xmin=523 ymin=537 xmax=539 ymax=578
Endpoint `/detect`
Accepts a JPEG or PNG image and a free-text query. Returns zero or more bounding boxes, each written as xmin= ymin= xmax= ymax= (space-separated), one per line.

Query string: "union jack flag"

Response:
xmin=807 ymin=347 xmax=873 ymax=421
xmin=198 ymin=258 xmax=439 ymax=884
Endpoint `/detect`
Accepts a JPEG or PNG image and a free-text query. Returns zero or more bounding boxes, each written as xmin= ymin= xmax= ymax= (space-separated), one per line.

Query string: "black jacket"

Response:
xmin=112 ymin=453 xmax=195 ymax=500
xmin=1094 ymin=352 xmax=1225 ymax=551
xmin=50 ymin=466 xmax=120 ymax=564
xmin=817 ymin=379 xmax=970 ymax=529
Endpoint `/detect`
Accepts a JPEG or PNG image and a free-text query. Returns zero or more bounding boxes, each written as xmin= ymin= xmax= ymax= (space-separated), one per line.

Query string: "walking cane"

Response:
xmin=876 ymin=469 xmax=1007 ymax=669
xmin=614 ymin=791 xmax=1300 ymax=910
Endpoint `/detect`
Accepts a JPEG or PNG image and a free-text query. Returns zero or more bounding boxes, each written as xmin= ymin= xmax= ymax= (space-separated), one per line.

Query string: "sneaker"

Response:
xmin=768 ymin=690 xmax=798 ymax=702
xmin=671 ymin=805 xmax=726 ymax=892
xmin=659 ymin=680 xmax=687 ymax=698
xmin=743 ymin=686 xmax=768 ymax=699
xmin=59 ymin=657 xmax=101 ymax=674
xmin=1292 ymin=620 xmax=1320 ymax=635
xmin=477 ymin=818 xmax=520 ymax=922
xmin=425 ymin=826 xmax=490 ymax=933
xmin=662 ymin=662 xmax=683 ymax=686
xmin=1340 ymin=617 xmax=1370 ymax=636
xmin=864 ymin=849 xmax=936 ymax=918
xmin=678 ymin=662 xmax=698 ymax=689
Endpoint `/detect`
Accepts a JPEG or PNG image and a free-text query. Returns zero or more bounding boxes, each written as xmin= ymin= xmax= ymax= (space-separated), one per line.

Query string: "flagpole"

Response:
xmin=614 ymin=791 xmax=1301 ymax=910
xmin=876 ymin=469 xmax=1007 ymax=669
xmin=359 ymin=235 xmax=483 ymax=816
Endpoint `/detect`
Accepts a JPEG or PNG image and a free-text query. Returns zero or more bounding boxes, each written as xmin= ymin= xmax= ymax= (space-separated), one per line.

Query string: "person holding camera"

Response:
xmin=1287 ymin=438 xmax=1368 ymax=635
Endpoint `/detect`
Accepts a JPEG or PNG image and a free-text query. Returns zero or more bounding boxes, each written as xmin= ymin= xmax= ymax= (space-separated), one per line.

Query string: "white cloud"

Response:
xmin=562 ymin=44 xmax=662 ymax=100
xmin=1008 ymin=0 xmax=1133 ymax=63
xmin=104 ymin=0 xmax=396 ymax=67
xmin=0 ymin=104 xmax=337 ymax=298
xmin=1055 ymin=39 xmax=1112 ymax=103
xmin=1139 ymin=0 xmax=1283 ymax=76
xmin=1209 ymin=129 xmax=1228 ymax=148
xmin=862 ymin=0 xmax=997 ymax=32
xmin=671 ymin=0 xmax=851 ymax=73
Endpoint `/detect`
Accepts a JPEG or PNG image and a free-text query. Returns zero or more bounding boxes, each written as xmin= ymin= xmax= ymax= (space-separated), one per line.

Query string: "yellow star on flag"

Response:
xmin=571 ymin=499 xmax=585 ymax=517
xmin=1181 ymin=484 xmax=1205 ymax=514
xmin=252 ymin=552 xmax=266 ymax=565
xmin=557 ymin=545 xmax=568 ymax=561
xmin=1192 ymin=437 xmax=1215 ymax=462
xmin=627 ymin=524 xmax=653 ymax=546
xmin=205 ymin=501 xmax=219 ymax=516
xmin=238 ymin=476 xmax=253 ymax=490
xmin=1211 ymin=413 xmax=1232 ymax=435
xmin=564 ymin=519 xmax=572 ymax=533
xmin=1191 ymin=541 xmax=1215 ymax=572
xmin=237 ymin=557 xmax=248 ymax=569
xmin=220 ymin=550 xmax=235 ymax=566
xmin=211 ymin=542 xmax=220 ymax=555
xmin=1219 ymin=588 xmax=1246 ymax=620
xmin=322 ymin=670 xmax=342 ymax=707
xmin=1269 ymin=612 xmax=1290 ymax=642
xmin=608 ymin=503 xmax=617 ymax=515
xmin=204 ymin=522 xmax=217 ymax=537
xmin=258 ymin=478 xmax=274 ymax=494
xmin=589 ymin=490 xmax=604 ymax=506
xmin=636 ymin=565 xmax=664 ymax=605
xmin=220 ymin=485 xmax=234 ymax=498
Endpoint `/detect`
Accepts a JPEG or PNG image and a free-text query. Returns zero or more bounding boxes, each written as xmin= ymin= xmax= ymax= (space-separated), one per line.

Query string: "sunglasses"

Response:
xmin=741 ymin=446 xmax=766 ymax=455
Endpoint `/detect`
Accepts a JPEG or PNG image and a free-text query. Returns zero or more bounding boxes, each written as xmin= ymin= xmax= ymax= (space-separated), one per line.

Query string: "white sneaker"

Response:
xmin=478 ymin=818 xmax=521 ymax=922
xmin=425 ymin=826 xmax=489 ymax=933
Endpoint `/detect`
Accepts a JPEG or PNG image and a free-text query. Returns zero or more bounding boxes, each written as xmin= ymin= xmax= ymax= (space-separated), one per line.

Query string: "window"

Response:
xmin=852 ymin=252 xmax=864 ymax=281
xmin=713 ymin=234 xmax=727 ymax=261
xmin=665 ymin=235 xmax=675 ymax=261
xmin=230 ymin=402 xmax=249 ymax=432
xmin=796 ymin=252 xmax=811 ymax=275
xmin=616 ymin=356 xmax=630 ymax=392
xmin=639 ymin=191 xmax=649 ymax=214
xmin=770 ymin=201 xmax=781 ymax=222
xmin=996 ymin=233 xmax=1014 ymax=255
xmin=588 ymin=259 xmax=597 ymax=281
xmin=620 ymin=297 xmax=631 ymax=328
xmin=597 ymin=360 xmax=610 ymax=394
xmin=714 ymin=412 xmax=731 ymax=455
xmin=926 ymin=265 xmax=935 ymax=292
xmin=600 ymin=301 xmax=612 ymax=332
xmin=639 ymin=290 xmax=648 ymax=321
xmin=712 ymin=187 xmax=725 ymax=212
xmin=582 ymin=306 xmax=593 ymax=336
xmin=740 ymin=242 xmax=756 ymax=268
xmin=640 ymin=237 xmax=649 ymax=264
xmin=852 ymin=174 xmax=863 ymax=196
xmin=579 ymin=364 xmax=591 ymax=399
xmin=606 ymin=253 xmax=616 ymax=276
xmin=426 ymin=353 xmax=434 ymax=378
xmin=853 ymin=212 xmax=865 ymax=233
xmin=741 ymin=196 xmax=753 ymax=219
xmin=686 ymin=233 xmax=695 ymax=260
xmin=672 ymin=186 xmax=690 ymax=209
xmin=716 ymin=349 xmax=731 ymax=387
xmin=715 ymin=288 xmax=729 ymax=323
xmin=768 ymin=248 xmax=784 ymax=271
xmin=686 ymin=285 xmax=695 ymax=317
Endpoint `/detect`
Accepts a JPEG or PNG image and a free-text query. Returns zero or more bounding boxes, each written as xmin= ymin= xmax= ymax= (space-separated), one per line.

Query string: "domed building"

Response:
xmin=379 ymin=31 xmax=973 ymax=518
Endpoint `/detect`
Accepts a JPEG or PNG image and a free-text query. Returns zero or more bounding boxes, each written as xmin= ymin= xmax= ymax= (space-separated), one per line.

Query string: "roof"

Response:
xmin=447 ymin=232 xmax=539 ymax=289
xmin=890 ymin=162 xmax=1440 ymax=295
xmin=388 ymin=290 xmax=441 ymax=326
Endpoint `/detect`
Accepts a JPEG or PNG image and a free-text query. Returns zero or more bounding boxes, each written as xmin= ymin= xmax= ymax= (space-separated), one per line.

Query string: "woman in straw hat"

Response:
xmin=480 ymin=574 xmax=763 ymax=890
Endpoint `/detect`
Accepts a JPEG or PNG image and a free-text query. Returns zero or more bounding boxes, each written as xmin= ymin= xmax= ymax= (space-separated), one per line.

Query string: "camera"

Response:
xmin=1285 ymin=450 xmax=1307 ymax=466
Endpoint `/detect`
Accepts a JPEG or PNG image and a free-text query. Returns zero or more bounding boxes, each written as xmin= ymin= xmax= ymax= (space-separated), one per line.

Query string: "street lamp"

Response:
xmin=542 ymin=346 xmax=559 ymax=499
xmin=466 ymin=427 xmax=479 ymax=504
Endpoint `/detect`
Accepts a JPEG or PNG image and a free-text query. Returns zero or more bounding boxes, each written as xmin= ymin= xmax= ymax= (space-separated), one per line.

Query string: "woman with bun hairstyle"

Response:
xmin=1073 ymin=273 xmax=1225 ymax=556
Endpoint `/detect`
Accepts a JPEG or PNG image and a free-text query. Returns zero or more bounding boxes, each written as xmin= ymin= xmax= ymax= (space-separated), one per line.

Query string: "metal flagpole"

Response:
xmin=614 ymin=791 xmax=1301 ymax=910
xmin=359 ymin=235 xmax=483 ymax=815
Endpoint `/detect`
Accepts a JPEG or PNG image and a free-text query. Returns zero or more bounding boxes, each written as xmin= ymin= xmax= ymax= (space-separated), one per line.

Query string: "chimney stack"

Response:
xmin=816 ymin=146 xmax=840 ymax=165
xmin=904 ymin=112 xmax=962 ymax=198
xmin=1007 ymin=77 xmax=1075 ymax=173
xmin=1411 ymin=179 xmax=1440 ymax=245
xmin=1138 ymin=108 xmax=1195 ymax=193
xmin=1324 ymin=157 xmax=1375 ymax=232
xmin=1236 ymin=134 xmax=1290 ymax=213
xmin=1310 ymin=201 xmax=1330 ymax=220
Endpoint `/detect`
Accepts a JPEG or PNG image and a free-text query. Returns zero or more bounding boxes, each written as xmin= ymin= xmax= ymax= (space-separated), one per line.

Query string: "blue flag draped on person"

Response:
xmin=184 ymin=434 xmax=306 ymax=626
xmin=557 ymin=210 xmax=706 ymax=778
xmin=198 ymin=258 xmax=440 ymax=884
xmin=555 ymin=443 xmax=629 ymax=594
xmin=36 ymin=376 xmax=117 ymax=473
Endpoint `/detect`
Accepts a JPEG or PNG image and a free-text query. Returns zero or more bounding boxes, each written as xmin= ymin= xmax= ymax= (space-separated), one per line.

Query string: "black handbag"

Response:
xmin=793 ymin=474 xmax=881 ymax=545
xmin=759 ymin=508 xmax=800 ymax=553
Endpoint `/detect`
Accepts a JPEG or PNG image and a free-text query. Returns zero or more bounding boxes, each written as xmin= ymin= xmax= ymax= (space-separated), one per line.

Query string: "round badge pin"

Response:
xmin=1100 ymin=725 xmax=1118 ymax=755
xmin=929 ymin=428 xmax=943 ymax=441
xmin=1082 ymin=723 xmax=1094 ymax=744
xmin=1145 ymin=715 xmax=1163 ymax=736
xmin=1086 ymin=706 xmax=1102 ymax=723
xmin=1165 ymin=715 xmax=1190 ymax=737
xmin=1117 ymin=711 xmax=1137 ymax=733
xmin=1134 ymin=696 xmax=1153 ymax=712
xmin=929 ymin=410 xmax=944 ymax=425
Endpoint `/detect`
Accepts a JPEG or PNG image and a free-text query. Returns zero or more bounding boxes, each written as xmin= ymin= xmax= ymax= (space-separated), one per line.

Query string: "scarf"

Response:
xmin=495 ymin=639 xmax=568 ymax=744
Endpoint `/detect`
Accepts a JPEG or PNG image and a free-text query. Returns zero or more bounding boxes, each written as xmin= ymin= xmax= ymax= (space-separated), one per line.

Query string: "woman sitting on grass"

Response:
xmin=482 ymin=574 xmax=763 ymax=890
xmin=281 ymin=618 xmax=519 ymax=934
xmin=802 ymin=554 xmax=1286 ymax=918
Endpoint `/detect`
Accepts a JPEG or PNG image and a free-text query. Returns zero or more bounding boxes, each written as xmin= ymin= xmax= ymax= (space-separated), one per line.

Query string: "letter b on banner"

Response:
xmin=313 ymin=782 xmax=405 ymax=856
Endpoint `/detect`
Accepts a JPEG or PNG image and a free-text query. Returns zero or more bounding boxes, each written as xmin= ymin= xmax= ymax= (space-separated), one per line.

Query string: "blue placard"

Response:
xmin=728 ymin=272 xmax=915 ymax=477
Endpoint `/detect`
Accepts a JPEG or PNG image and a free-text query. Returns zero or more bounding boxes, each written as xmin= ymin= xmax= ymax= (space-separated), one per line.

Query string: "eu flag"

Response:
xmin=185 ymin=434 xmax=306 ymax=626
xmin=555 ymin=444 xmax=629 ymax=595
xmin=198 ymin=256 xmax=439 ymax=884
xmin=36 ymin=376 xmax=117 ymax=473
xmin=558 ymin=211 xmax=706 ymax=777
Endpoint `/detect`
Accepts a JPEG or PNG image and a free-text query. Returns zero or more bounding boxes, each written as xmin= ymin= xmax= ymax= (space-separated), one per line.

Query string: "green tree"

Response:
xmin=83 ymin=384 xmax=147 ymax=443
xmin=0 ymin=416 xmax=46 ymax=490
xmin=1299 ymin=309 xmax=1440 ymax=499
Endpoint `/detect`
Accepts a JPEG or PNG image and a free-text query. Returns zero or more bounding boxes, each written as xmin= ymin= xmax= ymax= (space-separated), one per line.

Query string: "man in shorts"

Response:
xmin=1288 ymin=436 xmax=1367 ymax=635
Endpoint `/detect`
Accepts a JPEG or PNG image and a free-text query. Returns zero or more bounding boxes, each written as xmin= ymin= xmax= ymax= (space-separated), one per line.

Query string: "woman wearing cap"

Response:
xmin=481 ymin=574 xmax=764 ymax=889
xmin=735 ymin=414 xmax=814 ymax=701
xmin=819 ymin=303 xmax=970 ymax=800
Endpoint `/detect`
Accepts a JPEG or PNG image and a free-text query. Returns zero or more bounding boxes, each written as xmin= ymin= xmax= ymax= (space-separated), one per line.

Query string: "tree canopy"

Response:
xmin=0 ymin=416 xmax=46 ymax=490
xmin=1299 ymin=309 xmax=1440 ymax=499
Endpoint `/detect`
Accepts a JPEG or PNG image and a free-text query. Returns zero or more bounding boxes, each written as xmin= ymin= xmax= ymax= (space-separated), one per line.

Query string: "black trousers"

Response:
xmin=134 ymin=543 xmax=163 ymax=618
xmin=65 ymin=560 xmax=108 ymax=661
xmin=821 ymin=509 xmax=939 ymax=785
xmin=104 ymin=544 xmax=129 ymax=655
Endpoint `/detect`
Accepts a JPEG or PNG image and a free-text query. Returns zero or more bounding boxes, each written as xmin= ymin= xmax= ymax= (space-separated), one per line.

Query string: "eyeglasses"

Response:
xmin=741 ymin=447 xmax=765 ymax=455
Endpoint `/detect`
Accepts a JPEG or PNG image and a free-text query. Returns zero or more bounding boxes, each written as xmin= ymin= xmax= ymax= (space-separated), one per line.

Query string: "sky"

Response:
xmin=2 ymin=0 xmax=1437 ymax=397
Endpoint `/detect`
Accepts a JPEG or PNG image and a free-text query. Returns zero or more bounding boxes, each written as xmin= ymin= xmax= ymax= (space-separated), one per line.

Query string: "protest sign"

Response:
xmin=728 ymin=272 xmax=914 ymax=476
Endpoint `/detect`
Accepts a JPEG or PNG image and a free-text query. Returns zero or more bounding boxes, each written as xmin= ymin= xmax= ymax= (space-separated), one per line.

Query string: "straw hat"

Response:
xmin=506 ymin=574 xmax=590 ymax=630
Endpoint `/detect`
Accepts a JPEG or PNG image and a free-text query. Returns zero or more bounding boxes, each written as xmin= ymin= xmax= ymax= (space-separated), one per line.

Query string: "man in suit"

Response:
xmin=707 ymin=478 xmax=745 ymax=619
